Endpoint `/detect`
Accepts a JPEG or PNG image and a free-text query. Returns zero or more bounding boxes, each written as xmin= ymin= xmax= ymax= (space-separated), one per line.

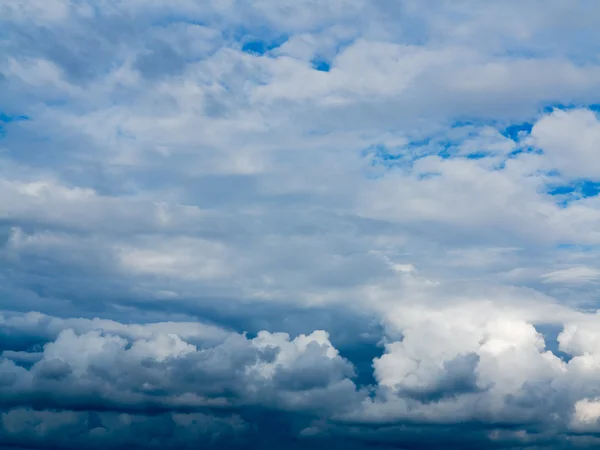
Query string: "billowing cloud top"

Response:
xmin=3 ymin=1 xmax=600 ymax=449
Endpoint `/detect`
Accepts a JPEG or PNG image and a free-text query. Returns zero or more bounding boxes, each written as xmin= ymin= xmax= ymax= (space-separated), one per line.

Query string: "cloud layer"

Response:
xmin=3 ymin=0 xmax=600 ymax=448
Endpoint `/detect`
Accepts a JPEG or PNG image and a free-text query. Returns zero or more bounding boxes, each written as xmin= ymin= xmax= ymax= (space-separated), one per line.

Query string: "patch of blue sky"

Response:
xmin=554 ymin=198 xmax=572 ymax=209
xmin=506 ymin=146 xmax=543 ymax=160
xmin=545 ymin=169 xmax=561 ymax=177
xmin=446 ymin=118 xmax=534 ymax=154
xmin=434 ymin=140 xmax=494 ymax=161
xmin=449 ymin=119 xmax=482 ymax=128
xmin=311 ymin=59 xmax=331 ymax=72
xmin=579 ymin=181 xmax=600 ymax=197
xmin=363 ymin=144 xmax=402 ymax=162
xmin=556 ymin=243 xmax=596 ymax=252
xmin=0 ymin=112 xmax=29 ymax=138
xmin=557 ymin=243 xmax=577 ymax=250
xmin=548 ymin=180 xmax=600 ymax=197
xmin=533 ymin=324 xmax=573 ymax=363
xmin=501 ymin=122 xmax=533 ymax=141
xmin=435 ymin=142 xmax=495 ymax=161
xmin=149 ymin=15 xmax=209 ymax=29
xmin=423 ymin=138 xmax=451 ymax=159
xmin=364 ymin=145 xmax=439 ymax=178
xmin=0 ymin=112 xmax=29 ymax=123
xmin=407 ymin=137 xmax=432 ymax=148
xmin=366 ymin=118 xmax=544 ymax=174
xmin=306 ymin=37 xmax=356 ymax=71
xmin=540 ymin=103 xmax=570 ymax=113
xmin=546 ymin=180 xmax=600 ymax=208
xmin=464 ymin=151 xmax=490 ymax=160
xmin=241 ymin=35 xmax=288 ymax=55
xmin=541 ymin=102 xmax=600 ymax=114
xmin=363 ymin=144 xmax=413 ymax=173
xmin=367 ymin=136 xmax=496 ymax=170
xmin=449 ymin=118 xmax=500 ymax=132
xmin=547 ymin=185 xmax=576 ymax=196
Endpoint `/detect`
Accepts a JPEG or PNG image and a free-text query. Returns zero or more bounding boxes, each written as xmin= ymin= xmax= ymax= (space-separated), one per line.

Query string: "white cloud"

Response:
xmin=116 ymin=238 xmax=233 ymax=281
xmin=0 ymin=317 xmax=360 ymax=417
xmin=0 ymin=311 xmax=231 ymax=346
xmin=542 ymin=266 xmax=600 ymax=284
xmin=529 ymin=108 xmax=600 ymax=180
xmin=571 ymin=398 xmax=600 ymax=431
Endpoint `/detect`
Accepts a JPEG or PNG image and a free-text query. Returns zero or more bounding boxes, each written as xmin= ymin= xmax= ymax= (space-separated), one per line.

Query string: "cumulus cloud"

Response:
xmin=1 ymin=325 xmax=357 ymax=411
xmin=0 ymin=314 xmax=363 ymax=448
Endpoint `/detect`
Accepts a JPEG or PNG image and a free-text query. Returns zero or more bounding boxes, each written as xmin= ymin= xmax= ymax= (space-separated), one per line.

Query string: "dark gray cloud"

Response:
xmin=0 ymin=316 xmax=370 ymax=449
xmin=0 ymin=310 xmax=599 ymax=449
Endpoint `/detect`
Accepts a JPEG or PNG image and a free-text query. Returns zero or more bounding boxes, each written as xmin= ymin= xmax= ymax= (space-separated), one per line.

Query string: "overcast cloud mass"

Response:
xmin=4 ymin=1 xmax=600 ymax=448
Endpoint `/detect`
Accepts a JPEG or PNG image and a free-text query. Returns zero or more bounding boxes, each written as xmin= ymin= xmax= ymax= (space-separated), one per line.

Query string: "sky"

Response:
xmin=3 ymin=0 xmax=600 ymax=449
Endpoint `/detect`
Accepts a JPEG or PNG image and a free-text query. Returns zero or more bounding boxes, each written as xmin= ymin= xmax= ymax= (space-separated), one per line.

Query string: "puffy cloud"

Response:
xmin=0 ymin=314 xmax=363 ymax=447
xmin=529 ymin=109 xmax=600 ymax=180
xmin=0 ymin=311 xmax=231 ymax=350
xmin=0 ymin=317 xmax=360 ymax=414
xmin=571 ymin=398 xmax=600 ymax=432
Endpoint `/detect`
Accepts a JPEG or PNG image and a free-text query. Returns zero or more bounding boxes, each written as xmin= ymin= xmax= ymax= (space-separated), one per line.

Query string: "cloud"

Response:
xmin=0 ymin=314 xmax=364 ymax=448
xmin=529 ymin=108 xmax=600 ymax=181
xmin=4 ymin=0 xmax=600 ymax=448
xmin=0 ymin=313 xmax=360 ymax=412
xmin=542 ymin=266 xmax=600 ymax=284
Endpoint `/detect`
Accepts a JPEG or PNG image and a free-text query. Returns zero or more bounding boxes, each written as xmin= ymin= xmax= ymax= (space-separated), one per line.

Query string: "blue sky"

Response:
xmin=3 ymin=1 xmax=600 ymax=449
